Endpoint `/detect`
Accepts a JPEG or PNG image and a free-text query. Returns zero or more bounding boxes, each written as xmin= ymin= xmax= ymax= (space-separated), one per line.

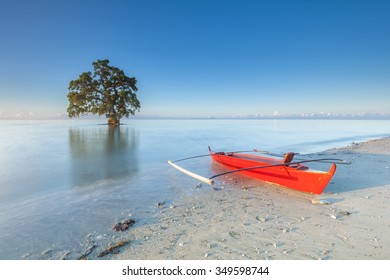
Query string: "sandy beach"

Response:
xmin=109 ymin=137 xmax=390 ymax=260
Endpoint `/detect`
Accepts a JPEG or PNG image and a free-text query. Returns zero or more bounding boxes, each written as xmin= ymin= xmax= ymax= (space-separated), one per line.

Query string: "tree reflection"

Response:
xmin=69 ymin=125 xmax=139 ymax=187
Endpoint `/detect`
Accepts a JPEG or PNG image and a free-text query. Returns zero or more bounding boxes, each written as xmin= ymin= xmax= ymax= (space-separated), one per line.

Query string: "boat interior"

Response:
xmin=220 ymin=152 xmax=309 ymax=170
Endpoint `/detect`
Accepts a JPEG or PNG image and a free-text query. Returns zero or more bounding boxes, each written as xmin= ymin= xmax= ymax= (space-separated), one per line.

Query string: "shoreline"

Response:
xmin=329 ymin=136 xmax=390 ymax=155
xmin=110 ymin=137 xmax=390 ymax=260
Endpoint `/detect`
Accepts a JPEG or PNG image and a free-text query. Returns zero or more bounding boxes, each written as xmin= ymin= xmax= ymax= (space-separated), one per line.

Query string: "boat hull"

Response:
xmin=210 ymin=152 xmax=336 ymax=194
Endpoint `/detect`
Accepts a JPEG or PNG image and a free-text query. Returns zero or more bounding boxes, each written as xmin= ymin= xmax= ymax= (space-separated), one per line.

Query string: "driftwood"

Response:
xmin=77 ymin=245 xmax=97 ymax=260
xmin=97 ymin=240 xmax=130 ymax=257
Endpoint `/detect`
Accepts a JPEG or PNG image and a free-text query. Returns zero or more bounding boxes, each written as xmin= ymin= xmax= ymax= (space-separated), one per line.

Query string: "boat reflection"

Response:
xmin=69 ymin=125 xmax=139 ymax=187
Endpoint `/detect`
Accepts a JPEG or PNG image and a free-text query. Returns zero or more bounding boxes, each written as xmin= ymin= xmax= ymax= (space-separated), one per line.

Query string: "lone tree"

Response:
xmin=67 ymin=59 xmax=140 ymax=125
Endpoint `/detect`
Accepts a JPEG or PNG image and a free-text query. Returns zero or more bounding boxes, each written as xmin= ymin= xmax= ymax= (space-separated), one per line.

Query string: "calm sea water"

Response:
xmin=0 ymin=119 xmax=389 ymax=259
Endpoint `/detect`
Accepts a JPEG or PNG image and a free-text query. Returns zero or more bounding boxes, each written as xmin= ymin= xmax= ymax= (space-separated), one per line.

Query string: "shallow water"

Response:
xmin=0 ymin=119 xmax=389 ymax=259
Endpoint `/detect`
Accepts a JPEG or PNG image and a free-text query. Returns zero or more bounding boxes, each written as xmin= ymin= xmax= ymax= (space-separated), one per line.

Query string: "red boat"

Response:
xmin=208 ymin=148 xmax=336 ymax=194
xmin=168 ymin=147 xmax=347 ymax=195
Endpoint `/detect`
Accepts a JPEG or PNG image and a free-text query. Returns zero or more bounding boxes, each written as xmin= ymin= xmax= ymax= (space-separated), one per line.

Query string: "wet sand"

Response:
xmin=111 ymin=137 xmax=390 ymax=260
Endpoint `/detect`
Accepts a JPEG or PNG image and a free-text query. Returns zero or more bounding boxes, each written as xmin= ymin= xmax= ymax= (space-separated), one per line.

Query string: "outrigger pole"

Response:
xmin=167 ymin=149 xmax=254 ymax=185
xmin=167 ymin=160 xmax=214 ymax=185
xmin=208 ymin=158 xmax=350 ymax=180
xmin=170 ymin=149 xmax=255 ymax=163
xmin=252 ymin=149 xmax=331 ymax=161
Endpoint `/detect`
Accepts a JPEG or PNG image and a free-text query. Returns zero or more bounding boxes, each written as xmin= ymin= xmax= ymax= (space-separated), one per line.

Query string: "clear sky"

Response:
xmin=0 ymin=0 xmax=389 ymax=119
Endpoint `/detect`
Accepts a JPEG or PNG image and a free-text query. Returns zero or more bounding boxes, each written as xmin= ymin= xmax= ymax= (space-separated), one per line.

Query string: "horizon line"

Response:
xmin=1 ymin=116 xmax=390 ymax=121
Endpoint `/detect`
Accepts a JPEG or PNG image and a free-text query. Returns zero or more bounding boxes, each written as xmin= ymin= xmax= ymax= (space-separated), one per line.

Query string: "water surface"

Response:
xmin=0 ymin=119 xmax=389 ymax=259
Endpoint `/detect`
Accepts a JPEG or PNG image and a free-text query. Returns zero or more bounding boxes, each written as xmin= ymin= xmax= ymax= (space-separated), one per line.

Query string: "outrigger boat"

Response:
xmin=168 ymin=147 xmax=350 ymax=194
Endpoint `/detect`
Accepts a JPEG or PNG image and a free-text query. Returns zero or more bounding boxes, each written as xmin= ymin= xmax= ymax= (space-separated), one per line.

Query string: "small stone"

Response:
xmin=311 ymin=199 xmax=331 ymax=205
xmin=229 ymin=231 xmax=240 ymax=239
xmin=256 ymin=215 xmax=268 ymax=222
xmin=194 ymin=183 xmax=202 ymax=189
xmin=113 ymin=218 xmax=135 ymax=232
xmin=330 ymin=215 xmax=337 ymax=219
xmin=41 ymin=249 xmax=52 ymax=256
xmin=85 ymin=233 xmax=93 ymax=239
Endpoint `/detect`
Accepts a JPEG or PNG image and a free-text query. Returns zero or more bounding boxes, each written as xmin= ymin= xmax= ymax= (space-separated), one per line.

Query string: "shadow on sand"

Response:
xmin=322 ymin=150 xmax=390 ymax=193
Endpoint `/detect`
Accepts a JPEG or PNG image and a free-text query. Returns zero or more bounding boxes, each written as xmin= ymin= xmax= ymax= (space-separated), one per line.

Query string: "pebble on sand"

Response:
xmin=311 ymin=199 xmax=331 ymax=205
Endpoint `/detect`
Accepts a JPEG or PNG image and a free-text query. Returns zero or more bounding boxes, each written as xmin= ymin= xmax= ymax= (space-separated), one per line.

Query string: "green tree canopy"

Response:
xmin=67 ymin=59 xmax=140 ymax=125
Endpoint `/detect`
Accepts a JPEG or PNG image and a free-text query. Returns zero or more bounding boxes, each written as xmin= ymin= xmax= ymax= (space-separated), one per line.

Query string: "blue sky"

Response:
xmin=0 ymin=0 xmax=389 ymax=119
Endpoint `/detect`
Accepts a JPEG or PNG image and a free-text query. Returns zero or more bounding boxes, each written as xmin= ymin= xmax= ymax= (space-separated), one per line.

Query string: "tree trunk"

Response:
xmin=107 ymin=116 xmax=120 ymax=125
